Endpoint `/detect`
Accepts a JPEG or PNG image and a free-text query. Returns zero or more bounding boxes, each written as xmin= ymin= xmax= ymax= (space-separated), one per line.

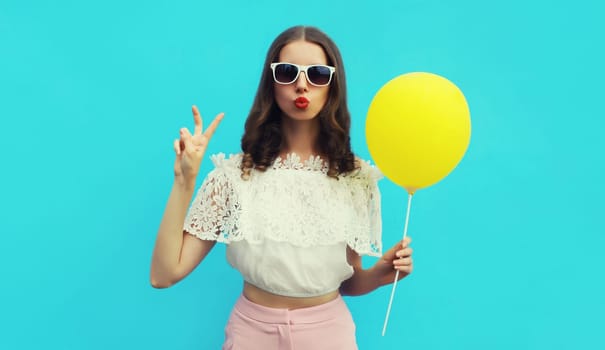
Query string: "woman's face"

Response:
xmin=273 ymin=40 xmax=330 ymax=122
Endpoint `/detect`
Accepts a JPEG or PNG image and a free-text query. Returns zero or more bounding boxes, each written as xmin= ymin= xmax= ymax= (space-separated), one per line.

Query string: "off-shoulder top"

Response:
xmin=183 ymin=153 xmax=383 ymax=297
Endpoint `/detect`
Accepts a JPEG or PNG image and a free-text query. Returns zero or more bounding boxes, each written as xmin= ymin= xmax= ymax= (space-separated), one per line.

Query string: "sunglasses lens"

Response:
xmin=274 ymin=64 xmax=299 ymax=84
xmin=307 ymin=66 xmax=332 ymax=86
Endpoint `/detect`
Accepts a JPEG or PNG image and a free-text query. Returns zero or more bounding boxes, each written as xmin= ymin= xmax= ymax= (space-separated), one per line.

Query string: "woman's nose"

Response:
xmin=295 ymin=72 xmax=309 ymax=92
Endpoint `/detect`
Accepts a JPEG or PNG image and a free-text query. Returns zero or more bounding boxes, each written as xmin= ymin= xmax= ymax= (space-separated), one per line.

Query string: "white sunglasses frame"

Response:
xmin=270 ymin=62 xmax=336 ymax=87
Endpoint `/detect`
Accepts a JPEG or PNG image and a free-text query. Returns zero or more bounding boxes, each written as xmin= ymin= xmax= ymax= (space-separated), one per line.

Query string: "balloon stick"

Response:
xmin=382 ymin=192 xmax=413 ymax=336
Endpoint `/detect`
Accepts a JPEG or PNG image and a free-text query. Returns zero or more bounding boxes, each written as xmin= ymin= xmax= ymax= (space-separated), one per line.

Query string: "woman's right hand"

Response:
xmin=173 ymin=105 xmax=224 ymax=181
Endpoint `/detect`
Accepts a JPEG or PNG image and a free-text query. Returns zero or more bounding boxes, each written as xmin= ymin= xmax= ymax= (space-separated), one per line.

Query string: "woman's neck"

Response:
xmin=280 ymin=117 xmax=321 ymax=160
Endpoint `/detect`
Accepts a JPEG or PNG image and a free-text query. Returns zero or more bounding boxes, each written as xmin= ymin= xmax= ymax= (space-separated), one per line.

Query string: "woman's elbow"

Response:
xmin=150 ymin=277 xmax=173 ymax=289
xmin=150 ymin=270 xmax=178 ymax=288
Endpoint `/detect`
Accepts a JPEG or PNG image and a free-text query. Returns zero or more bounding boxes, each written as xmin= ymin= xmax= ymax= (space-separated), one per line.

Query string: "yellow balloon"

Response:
xmin=365 ymin=72 xmax=471 ymax=194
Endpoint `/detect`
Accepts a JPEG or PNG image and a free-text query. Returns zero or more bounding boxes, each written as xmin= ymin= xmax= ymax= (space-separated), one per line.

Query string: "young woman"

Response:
xmin=150 ymin=25 xmax=413 ymax=350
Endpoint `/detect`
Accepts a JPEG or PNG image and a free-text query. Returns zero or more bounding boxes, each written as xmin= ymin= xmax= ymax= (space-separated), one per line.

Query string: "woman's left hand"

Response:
xmin=372 ymin=237 xmax=414 ymax=287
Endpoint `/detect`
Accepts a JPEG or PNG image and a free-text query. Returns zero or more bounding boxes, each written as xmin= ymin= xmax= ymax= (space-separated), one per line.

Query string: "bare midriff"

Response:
xmin=243 ymin=281 xmax=340 ymax=310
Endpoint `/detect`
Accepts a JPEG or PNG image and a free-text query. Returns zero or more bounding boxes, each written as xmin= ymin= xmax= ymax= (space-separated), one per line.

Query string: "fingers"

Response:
xmin=383 ymin=236 xmax=412 ymax=260
xmin=394 ymin=262 xmax=413 ymax=274
xmin=395 ymin=237 xmax=412 ymax=256
xmin=393 ymin=254 xmax=413 ymax=274
xmin=394 ymin=257 xmax=412 ymax=265
xmin=190 ymin=105 xmax=224 ymax=138
xmin=392 ymin=237 xmax=413 ymax=273
xmin=180 ymin=127 xmax=193 ymax=147
xmin=203 ymin=112 xmax=225 ymax=140
xmin=192 ymin=105 xmax=203 ymax=136
xmin=173 ymin=139 xmax=181 ymax=155
xmin=395 ymin=247 xmax=413 ymax=259
xmin=179 ymin=106 xmax=224 ymax=155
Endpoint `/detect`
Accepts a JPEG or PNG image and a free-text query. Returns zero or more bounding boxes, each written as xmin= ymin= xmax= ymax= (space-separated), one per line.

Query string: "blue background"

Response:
xmin=1 ymin=0 xmax=604 ymax=349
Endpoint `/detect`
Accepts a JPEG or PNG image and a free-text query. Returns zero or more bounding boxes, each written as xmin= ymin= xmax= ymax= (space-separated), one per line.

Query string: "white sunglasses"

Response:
xmin=270 ymin=62 xmax=336 ymax=86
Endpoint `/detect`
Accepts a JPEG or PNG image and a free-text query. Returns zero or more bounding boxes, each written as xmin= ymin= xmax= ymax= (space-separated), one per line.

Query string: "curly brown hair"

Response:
xmin=240 ymin=26 xmax=357 ymax=179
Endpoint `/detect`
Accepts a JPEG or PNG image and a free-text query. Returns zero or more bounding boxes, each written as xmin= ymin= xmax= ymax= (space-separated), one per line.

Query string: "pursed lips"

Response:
xmin=294 ymin=96 xmax=309 ymax=109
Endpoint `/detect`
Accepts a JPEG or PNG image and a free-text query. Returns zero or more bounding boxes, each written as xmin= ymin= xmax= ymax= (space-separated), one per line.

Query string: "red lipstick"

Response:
xmin=294 ymin=97 xmax=309 ymax=109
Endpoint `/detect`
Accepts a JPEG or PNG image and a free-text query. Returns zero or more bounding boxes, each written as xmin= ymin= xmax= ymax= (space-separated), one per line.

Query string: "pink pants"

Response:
xmin=223 ymin=295 xmax=358 ymax=350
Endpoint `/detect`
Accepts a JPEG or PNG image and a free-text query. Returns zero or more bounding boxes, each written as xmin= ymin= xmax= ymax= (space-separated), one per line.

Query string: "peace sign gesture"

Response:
xmin=173 ymin=105 xmax=224 ymax=181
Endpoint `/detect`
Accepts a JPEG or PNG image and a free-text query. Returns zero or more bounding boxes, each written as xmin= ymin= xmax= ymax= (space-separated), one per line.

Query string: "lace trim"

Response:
xmin=272 ymin=153 xmax=328 ymax=173
xmin=184 ymin=153 xmax=383 ymax=256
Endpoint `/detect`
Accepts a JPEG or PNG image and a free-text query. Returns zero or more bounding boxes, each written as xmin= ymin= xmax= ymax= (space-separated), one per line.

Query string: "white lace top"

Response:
xmin=183 ymin=153 xmax=383 ymax=297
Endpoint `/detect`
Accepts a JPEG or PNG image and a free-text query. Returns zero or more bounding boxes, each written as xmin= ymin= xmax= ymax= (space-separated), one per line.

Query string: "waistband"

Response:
xmin=234 ymin=294 xmax=349 ymax=325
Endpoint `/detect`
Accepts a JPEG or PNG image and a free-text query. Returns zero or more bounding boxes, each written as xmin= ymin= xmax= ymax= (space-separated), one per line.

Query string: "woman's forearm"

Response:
xmin=340 ymin=266 xmax=382 ymax=296
xmin=150 ymin=177 xmax=196 ymax=287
